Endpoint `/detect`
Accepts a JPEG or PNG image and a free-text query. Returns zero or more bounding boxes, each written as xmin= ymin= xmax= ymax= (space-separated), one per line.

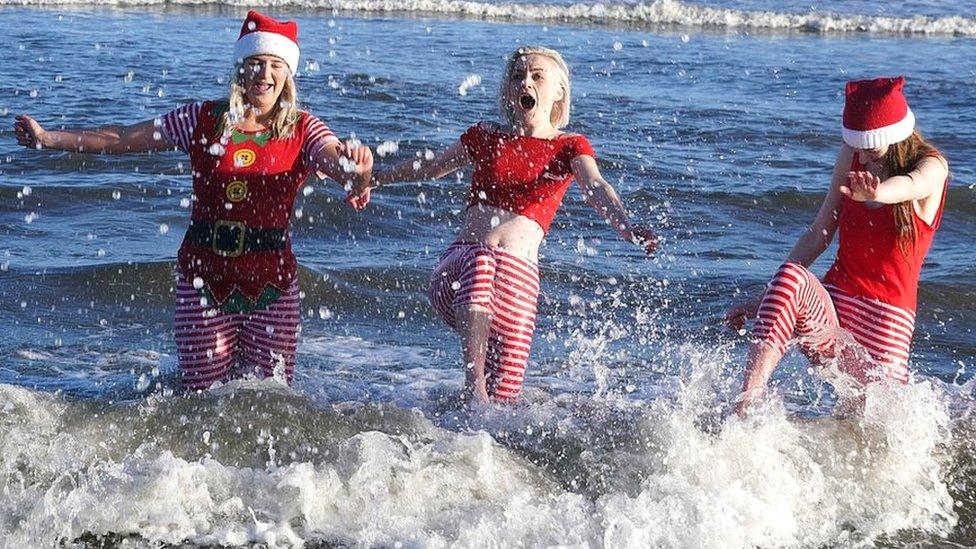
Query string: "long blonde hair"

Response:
xmin=880 ymin=130 xmax=942 ymax=254
xmin=216 ymin=61 xmax=300 ymax=139
xmin=498 ymin=46 xmax=572 ymax=129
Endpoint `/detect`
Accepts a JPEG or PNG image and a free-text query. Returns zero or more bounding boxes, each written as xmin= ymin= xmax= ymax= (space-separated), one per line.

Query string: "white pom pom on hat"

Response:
xmin=841 ymin=76 xmax=915 ymax=149
xmin=233 ymin=10 xmax=300 ymax=75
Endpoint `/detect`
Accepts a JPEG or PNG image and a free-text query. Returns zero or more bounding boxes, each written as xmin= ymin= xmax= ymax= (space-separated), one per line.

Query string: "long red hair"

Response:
xmin=880 ymin=130 xmax=942 ymax=254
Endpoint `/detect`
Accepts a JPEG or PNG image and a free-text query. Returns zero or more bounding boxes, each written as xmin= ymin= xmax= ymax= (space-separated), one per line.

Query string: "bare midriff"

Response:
xmin=457 ymin=203 xmax=544 ymax=264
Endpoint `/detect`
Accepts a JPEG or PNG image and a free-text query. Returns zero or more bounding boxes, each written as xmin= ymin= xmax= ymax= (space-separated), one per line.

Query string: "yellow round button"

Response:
xmin=226 ymin=180 xmax=248 ymax=202
xmin=234 ymin=149 xmax=256 ymax=168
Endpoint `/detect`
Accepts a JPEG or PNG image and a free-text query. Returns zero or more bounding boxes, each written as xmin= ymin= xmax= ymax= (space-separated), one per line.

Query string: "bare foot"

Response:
xmin=461 ymin=377 xmax=490 ymax=407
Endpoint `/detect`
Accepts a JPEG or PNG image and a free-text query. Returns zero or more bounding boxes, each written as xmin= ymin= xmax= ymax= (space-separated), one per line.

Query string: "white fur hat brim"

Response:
xmin=842 ymin=109 xmax=915 ymax=149
xmin=234 ymin=31 xmax=300 ymax=75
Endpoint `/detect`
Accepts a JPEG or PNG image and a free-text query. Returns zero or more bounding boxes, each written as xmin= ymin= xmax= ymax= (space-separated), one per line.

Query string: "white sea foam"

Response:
xmin=0 ymin=341 xmax=960 ymax=548
xmin=597 ymin=377 xmax=956 ymax=547
xmin=0 ymin=383 xmax=593 ymax=548
xmin=2 ymin=0 xmax=974 ymax=36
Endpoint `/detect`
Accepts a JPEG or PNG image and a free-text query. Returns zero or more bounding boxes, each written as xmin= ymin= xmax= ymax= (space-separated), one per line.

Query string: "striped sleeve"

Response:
xmin=301 ymin=113 xmax=340 ymax=166
xmin=158 ymin=101 xmax=203 ymax=153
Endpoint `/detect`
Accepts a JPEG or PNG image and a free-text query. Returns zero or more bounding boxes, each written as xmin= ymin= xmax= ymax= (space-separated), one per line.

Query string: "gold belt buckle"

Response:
xmin=213 ymin=219 xmax=246 ymax=258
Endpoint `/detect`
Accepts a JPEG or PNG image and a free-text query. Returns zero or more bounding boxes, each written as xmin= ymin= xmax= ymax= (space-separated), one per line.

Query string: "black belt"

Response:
xmin=186 ymin=220 xmax=287 ymax=258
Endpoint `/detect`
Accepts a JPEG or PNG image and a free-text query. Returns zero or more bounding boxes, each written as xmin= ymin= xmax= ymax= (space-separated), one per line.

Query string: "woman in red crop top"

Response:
xmin=14 ymin=11 xmax=373 ymax=391
xmin=725 ymin=77 xmax=948 ymax=414
xmin=350 ymin=46 xmax=657 ymax=405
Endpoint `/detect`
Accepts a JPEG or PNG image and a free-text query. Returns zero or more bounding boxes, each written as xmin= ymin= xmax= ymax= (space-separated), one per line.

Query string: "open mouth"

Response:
xmin=252 ymin=83 xmax=274 ymax=94
xmin=518 ymin=94 xmax=536 ymax=110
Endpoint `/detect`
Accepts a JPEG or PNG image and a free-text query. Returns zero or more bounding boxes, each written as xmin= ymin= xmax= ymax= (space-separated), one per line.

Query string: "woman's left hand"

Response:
xmin=345 ymin=187 xmax=371 ymax=210
xmin=630 ymin=226 xmax=658 ymax=254
xmin=840 ymin=170 xmax=881 ymax=202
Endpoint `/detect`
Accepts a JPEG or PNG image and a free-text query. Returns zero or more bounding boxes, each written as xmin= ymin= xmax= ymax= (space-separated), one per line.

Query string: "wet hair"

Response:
xmin=499 ymin=46 xmax=571 ymax=129
xmin=880 ymin=130 xmax=942 ymax=255
xmin=216 ymin=57 xmax=300 ymax=139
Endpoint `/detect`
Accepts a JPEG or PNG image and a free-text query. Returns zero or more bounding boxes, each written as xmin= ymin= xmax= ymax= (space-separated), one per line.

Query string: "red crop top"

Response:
xmin=460 ymin=123 xmax=595 ymax=233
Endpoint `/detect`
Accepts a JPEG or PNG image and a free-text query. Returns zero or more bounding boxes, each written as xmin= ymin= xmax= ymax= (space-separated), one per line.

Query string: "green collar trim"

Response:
xmin=231 ymin=130 xmax=271 ymax=147
xmin=210 ymin=102 xmax=271 ymax=147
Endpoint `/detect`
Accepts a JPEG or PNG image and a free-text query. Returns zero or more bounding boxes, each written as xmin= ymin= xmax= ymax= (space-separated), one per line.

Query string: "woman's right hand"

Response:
xmin=725 ymin=296 xmax=762 ymax=332
xmin=344 ymin=171 xmax=374 ymax=211
xmin=14 ymin=114 xmax=47 ymax=149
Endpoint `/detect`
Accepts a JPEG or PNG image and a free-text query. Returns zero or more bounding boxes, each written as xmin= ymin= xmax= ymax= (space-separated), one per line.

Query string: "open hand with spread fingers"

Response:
xmin=839 ymin=170 xmax=882 ymax=202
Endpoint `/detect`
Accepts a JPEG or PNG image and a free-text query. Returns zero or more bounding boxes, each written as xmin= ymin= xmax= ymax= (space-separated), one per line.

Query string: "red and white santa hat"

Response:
xmin=234 ymin=10 xmax=300 ymax=75
xmin=841 ymin=76 xmax=915 ymax=149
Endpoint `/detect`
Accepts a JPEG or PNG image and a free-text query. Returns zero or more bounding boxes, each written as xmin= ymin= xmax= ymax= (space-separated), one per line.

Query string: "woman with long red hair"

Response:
xmin=726 ymin=76 xmax=949 ymax=413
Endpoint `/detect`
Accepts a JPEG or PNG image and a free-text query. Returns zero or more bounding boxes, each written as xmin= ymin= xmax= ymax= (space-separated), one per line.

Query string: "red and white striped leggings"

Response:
xmin=174 ymin=275 xmax=300 ymax=391
xmin=429 ymin=242 xmax=541 ymax=402
xmin=752 ymin=263 xmax=916 ymax=384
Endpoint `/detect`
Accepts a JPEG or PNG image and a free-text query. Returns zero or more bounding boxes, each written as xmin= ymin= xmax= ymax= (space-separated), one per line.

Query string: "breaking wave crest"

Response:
xmin=1 ymin=0 xmax=975 ymax=36
xmin=0 ymin=344 xmax=963 ymax=547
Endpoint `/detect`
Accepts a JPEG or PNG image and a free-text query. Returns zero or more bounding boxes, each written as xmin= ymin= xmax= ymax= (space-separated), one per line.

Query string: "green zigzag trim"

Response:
xmin=211 ymin=102 xmax=271 ymax=147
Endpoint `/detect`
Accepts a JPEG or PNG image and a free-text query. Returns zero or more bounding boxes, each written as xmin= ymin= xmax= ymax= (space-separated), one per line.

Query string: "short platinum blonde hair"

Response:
xmin=499 ymin=46 xmax=572 ymax=129
xmin=217 ymin=57 xmax=300 ymax=139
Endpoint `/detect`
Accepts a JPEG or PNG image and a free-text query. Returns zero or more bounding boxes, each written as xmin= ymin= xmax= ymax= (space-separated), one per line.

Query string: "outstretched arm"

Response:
xmin=364 ymin=140 xmax=470 ymax=189
xmin=840 ymin=155 xmax=947 ymax=204
xmin=783 ymin=144 xmax=851 ymax=267
xmin=344 ymin=139 xmax=469 ymax=208
xmin=14 ymin=114 xmax=175 ymax=154
xmin=571 ymin=154 xmax=656 ymax=253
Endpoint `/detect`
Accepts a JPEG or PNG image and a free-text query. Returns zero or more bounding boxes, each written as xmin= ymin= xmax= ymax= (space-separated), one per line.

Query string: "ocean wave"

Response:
xmin=2 ymin=0 xmax=975 ymax=36
xmin=0 ymin=341 xmax=967 ymax=547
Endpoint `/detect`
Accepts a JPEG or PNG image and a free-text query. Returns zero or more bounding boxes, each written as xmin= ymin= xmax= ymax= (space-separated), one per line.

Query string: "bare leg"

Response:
xmin=737 ymin=263 xmax=838 ymax=415
xmin=735 ymin=342 xmax=786 ymax=415
xmin=455 ymin=304 xmax=493 ymax=405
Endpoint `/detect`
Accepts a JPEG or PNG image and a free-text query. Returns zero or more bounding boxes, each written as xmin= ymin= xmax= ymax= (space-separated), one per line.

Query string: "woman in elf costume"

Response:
xmin=14 ymin=11 xmax=373 ymax=390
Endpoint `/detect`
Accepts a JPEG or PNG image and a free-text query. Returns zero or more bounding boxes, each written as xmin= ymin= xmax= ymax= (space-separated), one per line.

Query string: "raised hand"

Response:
xmin=839 ymin=170 xmax=882 ymax=202
xmin=14 ymin=114 xmax=47 ymax=149
xmin=631 ymin=225 xmax=659 ymax=255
